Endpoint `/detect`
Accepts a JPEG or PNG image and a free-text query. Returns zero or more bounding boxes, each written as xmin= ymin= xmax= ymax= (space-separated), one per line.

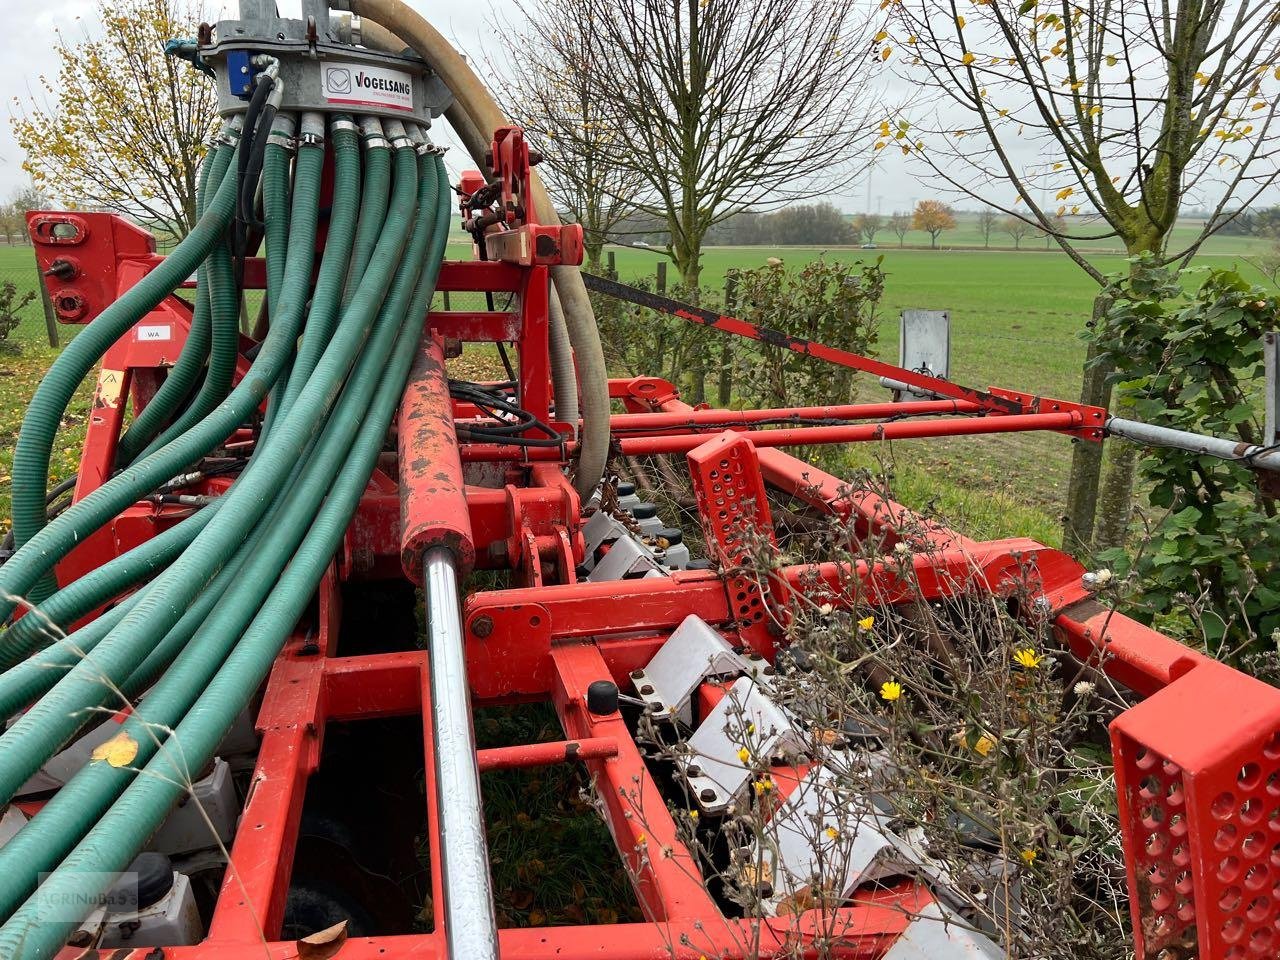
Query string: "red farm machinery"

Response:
xmin=4 ymin=2 xmax=1280 ymax=959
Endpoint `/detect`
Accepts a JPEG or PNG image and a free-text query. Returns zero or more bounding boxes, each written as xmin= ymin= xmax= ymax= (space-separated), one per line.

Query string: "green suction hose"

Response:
xmin=0 ymin=138 xmax=442 ymax=923
xmin=0 ymin=147 xmax=452 ymax=960
xmin=113 ymin=136 xmax=236 ymax=465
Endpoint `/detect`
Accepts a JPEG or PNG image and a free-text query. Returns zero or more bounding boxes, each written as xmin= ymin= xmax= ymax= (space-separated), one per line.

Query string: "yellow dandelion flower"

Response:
xmin=880 ymin=680 xmax=903 ymax=702
xmin=637 ymin=833 xmax=646 ymax=844
xmin=753 ymin=777 xmax=774 ymax=795
xmin=1014 ymin=648 xmax=1043 ymax=669
xmin=689 ymin=810 xmax=699 ymax=820
xmin=1020 ymin=848 xmax=1037 ymax=865
xmin=737 ymin=747 xmax=750 ymax=763
xmin=825 ymin=826 xmax=840 ymax=839
xmin=858 ymin=615 xmax=875 ymax=631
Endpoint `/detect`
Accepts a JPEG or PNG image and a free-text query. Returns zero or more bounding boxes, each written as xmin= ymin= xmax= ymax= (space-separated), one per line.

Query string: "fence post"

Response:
xmin=606 ymin=250 xmax=617 ymax=280
xmin=718 ymin=272 xmax=737 ymax=407
xmin=655 ymin=261 xmax=667 ymax=295
xmin=35 ymin=261 xmax=58 ymax=348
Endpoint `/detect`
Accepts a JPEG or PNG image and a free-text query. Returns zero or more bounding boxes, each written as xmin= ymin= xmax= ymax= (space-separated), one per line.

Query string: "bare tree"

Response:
xmin=1003 ymin=215 xmax=1033 ymax=250
xmin=886 ymin=0 xmax=1280 ymax=553
xmin=518 ymin=0 xmax=879 ymax=288
xmin=888 ymin=210 xmax=912 ymax=246
xmin=976 ymin=207 xmax=997 ymax=248
xmin=1042 ymin=213 xmax=1068 ymax=249
xmin=854 ymin=212 xmax=884 ymax=245
xmin=12 ymin=0 xmax=219 ymax=237
xmin=0 ymin=185 xmax=48 ymax=244
xmin=489 ymin=0 xmax=648 ymax=269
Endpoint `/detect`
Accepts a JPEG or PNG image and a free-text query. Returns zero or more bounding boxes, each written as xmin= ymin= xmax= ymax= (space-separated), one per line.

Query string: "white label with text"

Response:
xmin=322 ymin=62 xmax=415 ymax=112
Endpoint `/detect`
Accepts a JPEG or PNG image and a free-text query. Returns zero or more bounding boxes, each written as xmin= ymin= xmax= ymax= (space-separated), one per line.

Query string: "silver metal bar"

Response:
xmin=879 ymin=375 xmax=1280 ymax=473
xmin=423 ymin=547 xmax=499 ymax=960
xmin=1106 ymin=417 xmax=1280 ymax=472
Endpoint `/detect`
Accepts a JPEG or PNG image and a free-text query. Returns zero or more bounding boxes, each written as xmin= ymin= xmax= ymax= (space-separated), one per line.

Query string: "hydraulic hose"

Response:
xmin=342 ymin=117 xmax=393 ymax=310
xmin=7 ymin=121 xmax=245 ymax=605
xmin=0 ymin=120 xmax=415 ymax=807
xmin=262 ymin=113 xmax=296 ymax=322
xmin=0 ymin=504 xmax=218 ymax=671
xmin=343 ymin=0 xmax=609 ymax=498
xmin=0 ymin=145 xmax=453 ymax=960
xmin=0 ymin=113 xmax=329 ymax=626
xmin=548 ymin=286 xmax=578 ymax=424
xmin=114 ymin=131 xmax=238 ymax=465
xmin=137 ymin=166 xmax=243 ymax=461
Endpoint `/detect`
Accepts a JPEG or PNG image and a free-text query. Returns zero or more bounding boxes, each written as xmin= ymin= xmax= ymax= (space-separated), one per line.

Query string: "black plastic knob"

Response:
xmin=586 ymin=680 xmax=619 ymax=715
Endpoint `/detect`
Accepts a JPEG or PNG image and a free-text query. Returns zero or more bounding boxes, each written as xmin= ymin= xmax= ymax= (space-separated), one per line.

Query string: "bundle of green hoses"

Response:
xmin=0 ymin=103 xmax=450 ymax=958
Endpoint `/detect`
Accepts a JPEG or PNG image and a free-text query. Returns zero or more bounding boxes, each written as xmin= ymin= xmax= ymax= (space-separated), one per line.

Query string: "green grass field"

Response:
xmin=0 ymin=227 xmax=1271 ymax=546
xmin=596 ymin=240 xmax=1271 ymax=541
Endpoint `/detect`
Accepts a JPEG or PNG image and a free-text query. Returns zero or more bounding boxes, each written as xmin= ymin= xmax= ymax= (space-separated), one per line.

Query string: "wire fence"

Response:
xmin=0 ymin=250 xmax=62 ymax=349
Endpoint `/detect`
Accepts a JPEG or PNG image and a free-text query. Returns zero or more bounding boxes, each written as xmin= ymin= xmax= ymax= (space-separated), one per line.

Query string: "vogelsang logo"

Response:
xmin=324 ymin=67 xmax=352 ymax=94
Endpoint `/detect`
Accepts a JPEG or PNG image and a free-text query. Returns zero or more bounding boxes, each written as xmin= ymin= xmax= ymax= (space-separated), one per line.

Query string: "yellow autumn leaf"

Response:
xmin=875 ymin=29 xmax=889 ymax=41
xmin=956 ymin=14 xmax=966 ymax=27
xmin=91 ymin=730 xmax=139 ymax=768
xmin=962 ymin=52 xmax=976 ymax=65
xmin=1052 ymin=162 xmax=1064 ymax=170
xmin=1088 ymin=104 xmax=1102 ymax=117
xmin=881 ymin=46 xmax=892 ymax=60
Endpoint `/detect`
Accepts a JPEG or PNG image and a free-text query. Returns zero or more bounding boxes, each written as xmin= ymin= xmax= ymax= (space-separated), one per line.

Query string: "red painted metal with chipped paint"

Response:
xmin=398 ymin=332 xmax=475 ymax=580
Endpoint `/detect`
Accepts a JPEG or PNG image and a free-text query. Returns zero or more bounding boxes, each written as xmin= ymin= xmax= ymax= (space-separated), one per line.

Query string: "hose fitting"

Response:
xmin=298 ymin=111 xmax=326 ymax=147
xmin=383 ymin=119 xmax=413 ymax=151
xmin=358 ymin=115 xmax=389 ymax=150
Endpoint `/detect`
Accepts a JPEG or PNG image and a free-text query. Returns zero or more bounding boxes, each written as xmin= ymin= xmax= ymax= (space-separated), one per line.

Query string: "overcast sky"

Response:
xmin=1 ymin=0 xmax=1275 ymax=218
xmin=0 ymin=0 xmax=971 ymax=215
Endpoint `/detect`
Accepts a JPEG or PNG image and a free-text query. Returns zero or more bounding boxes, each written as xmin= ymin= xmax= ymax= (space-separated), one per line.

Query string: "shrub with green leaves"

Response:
xmin=1088 ymin=257 xmax=1279 ymax=652
xmin=0 ymin=281 xmax=35 ymax=352
xmin=731 ymin=256 xmax=883 ymax=409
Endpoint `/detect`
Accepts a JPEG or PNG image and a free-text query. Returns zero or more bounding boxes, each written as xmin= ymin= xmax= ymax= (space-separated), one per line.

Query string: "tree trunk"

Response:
xmin=1061 ymin=292 xmax=1115 ymax=555
xmin=676 ymin=247 xmax=705 ymax=402
xmin=718 ymin=272 xmax=738 ymax=406
xmin=1091 ymin=392 xmax=1139 ymax=552
xmin=1088 ymin=234 xmax=1165 ymax=552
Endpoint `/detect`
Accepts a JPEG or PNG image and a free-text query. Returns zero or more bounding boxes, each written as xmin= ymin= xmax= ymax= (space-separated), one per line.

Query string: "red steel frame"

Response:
xmin=26 ymin=126 xmax=1280 ymax=960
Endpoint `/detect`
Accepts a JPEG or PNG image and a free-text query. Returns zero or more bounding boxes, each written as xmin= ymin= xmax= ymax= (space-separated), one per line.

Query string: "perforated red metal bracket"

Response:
xmin=687 ymin=432 xmax=789 ymax=655
xmin=1111 ymin=660 xmax=1280 ymax=960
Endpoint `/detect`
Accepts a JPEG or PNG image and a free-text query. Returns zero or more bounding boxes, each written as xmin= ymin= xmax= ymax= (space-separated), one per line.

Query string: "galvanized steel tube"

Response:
xmin=1106 ymin=417 xmax=1280 ymax=472
xmin=423 ymin=546 xmax=498 ymax=960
